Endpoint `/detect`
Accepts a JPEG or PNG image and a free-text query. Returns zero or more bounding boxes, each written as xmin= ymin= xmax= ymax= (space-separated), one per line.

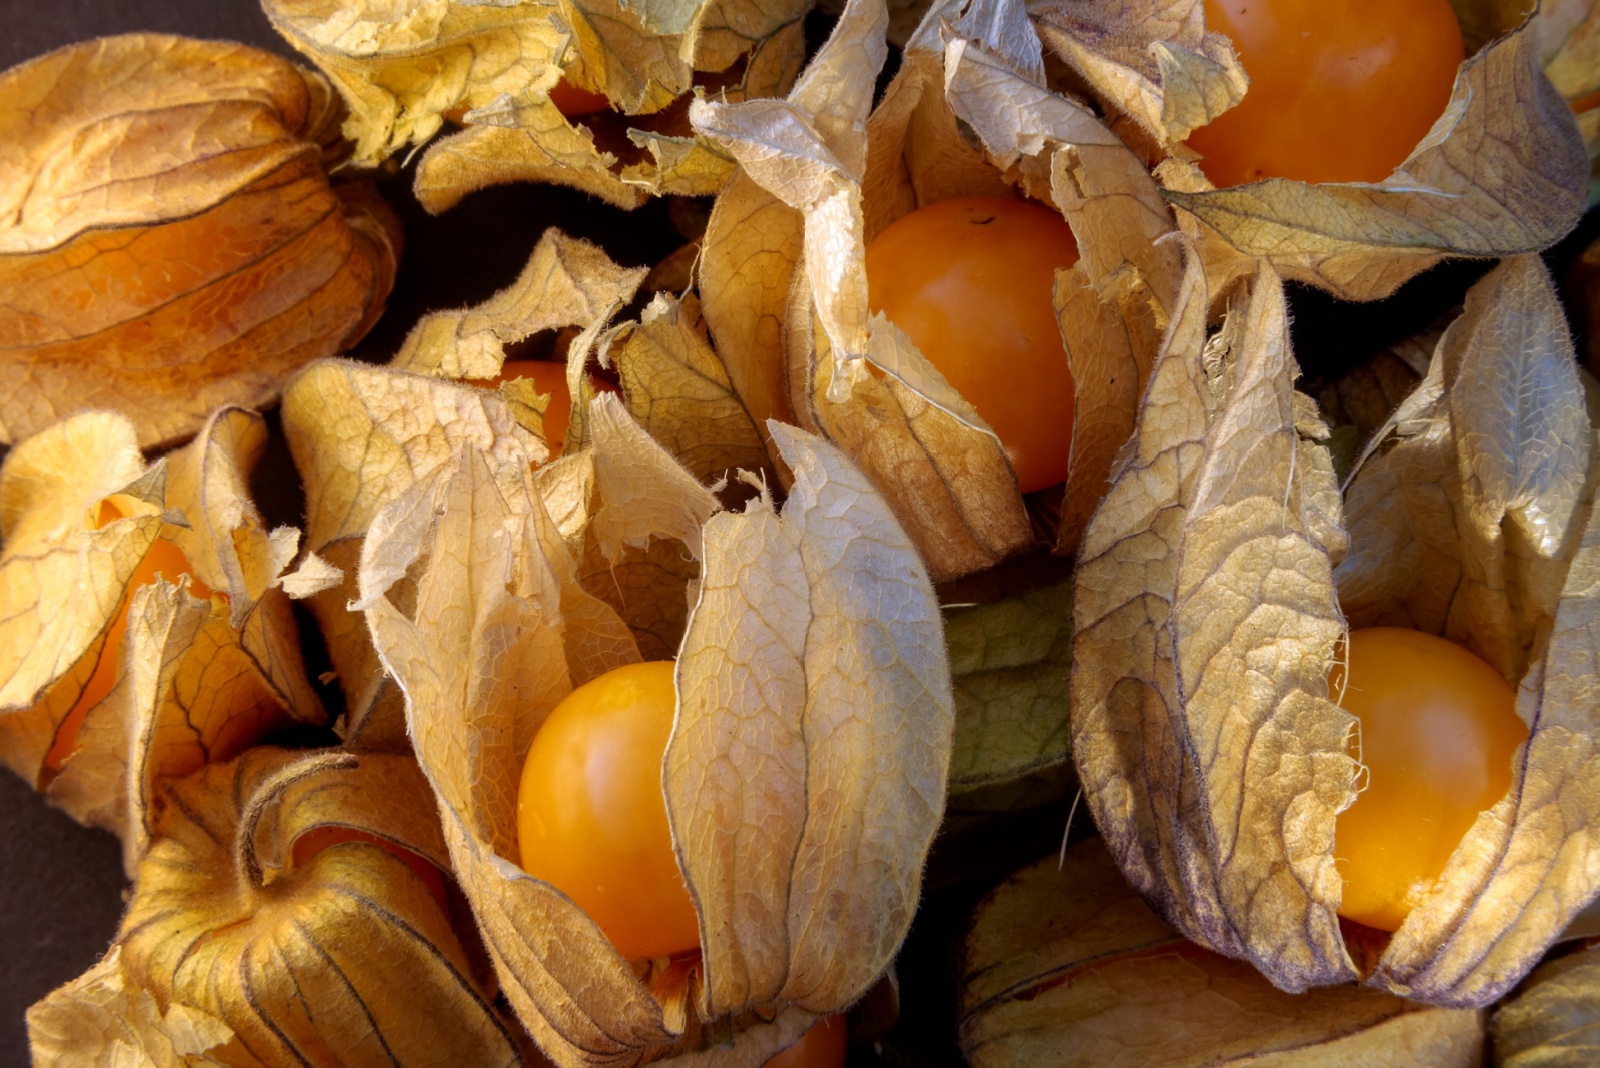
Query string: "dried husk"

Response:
xmin=693 ymin=0 xmax=1181 ymax=580
xmin=1030 ymin=0 xmax=1590 ymax=300
xmin=0 ymin=410 xmax=324 ymax=870
xmin=958 ymin=838 xmax=1486 ymax=1068
xmin=281 ymin=230 xmax=636 ymax=748
xmin=1538 ymin=0 xmax=1600 ymax=203
xmin=263 ymin=0 xmax=809 ymax=211
xmin=356 ymin=395 xmax=950 ymax=1065
xmin=29 ymin=748 xmax=522 ymax=1067
xmin=1492 ymin=942 xmax=1600 ymax=1066
xmin=1072 ymin=246 xmax=1600 ymax=1007
xmin=0 ymin=34 xmax=400 ymax=448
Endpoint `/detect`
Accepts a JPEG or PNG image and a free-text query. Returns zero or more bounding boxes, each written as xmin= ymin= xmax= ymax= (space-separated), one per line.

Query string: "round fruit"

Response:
xmin=515 ymin=660 xmax=700 ymax=960
xmin=1331 ymin=627 xmax=1528 ymax=932
xmin=864 ymin=196 xmax=1080 ymax=494
xmin=548 ymin=79 xmax=612 ymax=118
xmin=764 ymin=1016 xmax=847 ymax=1068
xmin=1186 ymin=0 xmax=1464 ymax=186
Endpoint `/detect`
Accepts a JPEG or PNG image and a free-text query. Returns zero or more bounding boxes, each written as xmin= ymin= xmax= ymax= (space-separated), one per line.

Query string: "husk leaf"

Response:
xmin=695 ymin=0 xmax=1178 ymax=576
xmin=0 ymin=34 xmax=399 ymax=448
xmin=1538 ymin=0 xmax=1600 ymax=203
xmin=944 ymin=575 xmax=1073 ymax=791
xmin=265 ymin=0 xmax=807 ymax=211
xmin=1153 ymin=13 xmax=1588 ymax=301
xmin=281 ymin=233 xmax=649 ymax=745
xmin=359 ymin=399 xmax=946 ymax=1063
xmin=1492 ymin=942 xmax=1600 ymax=1066
xmin=80 ymin=747 xmax=523 ymax=1066
xmin=1070 ymin=254 xmax=1358 ymax=992
xmin=958 ymin=839 xmax=1485 ymax=1068
xmin=1336 ymin=255 xmax=1600 ymax=1007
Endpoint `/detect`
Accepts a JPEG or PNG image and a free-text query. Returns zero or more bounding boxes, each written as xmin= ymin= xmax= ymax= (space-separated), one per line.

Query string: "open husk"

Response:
xmin=693 ymin=0 xmax=1183 ymax=579
xmin=355 ymin=392 xmax=951 ymax=1065
xmin=0 ymin=34 xmax=400 ymax=448
xmin=1072 ymin=246 xmax=1600 ymax=1006
xmin=958 ymin=838 xmax=1485 ymax=1068
xmin=264 ymin=0 xmax=810 ymax=211
xmin=1030 ymin=0 xmax=1589 ymax=300
xmin=0 ymin=409 xmax=326 ymax=870
xmin=28 ymin=748 xmax=521 ymax=1066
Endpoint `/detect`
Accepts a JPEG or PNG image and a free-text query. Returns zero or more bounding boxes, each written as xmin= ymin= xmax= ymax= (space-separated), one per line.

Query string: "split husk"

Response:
xmin=693 ymin=0 xmax=1182 ymax=580
xmin=355 ymin=392 xmax=951 ymax=1065
xmin=28 ymin=748 xmax=521 ymax=1066
xmin=1031 ymin=0 xmax=1589 ymax=300
xmin=263 ymin=0 xmax=811 ymax=211
xmin=1072 ymin=247 xmax=1600 ymax=1006
xmin=0 ymin=409 xmax=326 ymax=871
xmin=0 ymin=34 xmax=400 ymax=449
xmin=958 ymin=838 xmax=1486 ymax=1068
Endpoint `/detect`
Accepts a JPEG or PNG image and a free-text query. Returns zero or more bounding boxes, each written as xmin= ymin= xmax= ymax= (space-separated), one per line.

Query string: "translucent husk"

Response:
xmin=693 ymin=0 xmax=1183 ymax=580
xmin=1030 ymin=0 xmax=1589 ymax=300
xmin=0 ymin=34 xmax=400 ymax=448
xmin=0 ymin=409 xmax=326 ymax=872
xmin=959 ymin=838 xmax=1485 ymax=1068
xmin=28 ymin=748 xmax=521 ymax=1067
xmin=262 ymin=0 xmax=813 ymax=211
xmin=354 ymin=391 xmax=952 ymax=1065
xmin=1071 ymin=247 xmax=1600 ymax=1007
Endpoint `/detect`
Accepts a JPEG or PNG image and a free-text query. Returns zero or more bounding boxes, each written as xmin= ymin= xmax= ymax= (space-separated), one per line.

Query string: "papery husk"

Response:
xmin=1130 ymin=5 xmax=1590 ymax=301
xmin=281 ymin=230 xmax=634 ymax=748
xmin=1492 ymin=942 xmax=1600 ymax=1065
xmin=1538 ymin=0 xmax=1600 ymax=203
xmin=29 ymin=747 xmax=523 ymax=1067
xmin=1070 ymin=254 xmax=1359 ymax=992
xmin=1313 ymin=330 xmax=1434 ymax=482
xmin=958 ymin=838 xmax=1486 ymax=1068
xmin=264 ymin=0 xmax=808 ymax=211
xmin=694 ymin=0 xmax=1180 ymax=579
xmin=357 ymin=395 xmax=949 ymax=1064
xmin=0 ymin=410 xmax=324 ymax=870
xmin=1333 ymin=255 xmax=1600 ymax=1007
xmin=0 ymin=34 xmax=400 ymax=448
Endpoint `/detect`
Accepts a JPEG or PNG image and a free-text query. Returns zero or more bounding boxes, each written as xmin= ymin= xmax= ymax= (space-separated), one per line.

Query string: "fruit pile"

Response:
xmin=3 ymin=0 xmax=1599 ymax=1064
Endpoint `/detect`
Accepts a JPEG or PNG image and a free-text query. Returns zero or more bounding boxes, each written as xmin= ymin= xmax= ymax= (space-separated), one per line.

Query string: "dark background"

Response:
xmin=2 ymin=1 xmax=1598 ymax=1066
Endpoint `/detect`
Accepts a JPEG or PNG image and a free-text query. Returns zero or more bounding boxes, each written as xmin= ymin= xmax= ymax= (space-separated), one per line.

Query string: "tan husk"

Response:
xmin=357 ymin=395 xmax=950 ymax=1064
xmin=958 ymin=838 xmax=1485 ymax=1068
xmin=0 ymin=410 xmax=324 ymax=869
xmin=1492 ymin=942 xmax=1600 ymax=1066
xmin=694 ymin=0 xmax=1180 ymax=579
xmin=1100 ymin=2 xmax=1590 ymax=301
xmin=1537 ymin=0 xmax=1600 ymax=203
xmin=281 ymin=230 xmax=636 ymax=747
xmin=1072 ymin=247 xmax=1600 ymax=1006
xmin=0 ymin=34 xmax=399 ymax=448
xmin=264 ymin=0 xmax=808 ymax=211
xmin=29 ymin=747 xmax=522 ymax=1067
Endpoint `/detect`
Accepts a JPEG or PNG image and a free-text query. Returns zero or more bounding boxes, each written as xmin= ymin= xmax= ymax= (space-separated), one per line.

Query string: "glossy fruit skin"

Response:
xmin=764 ymin=1016 xmax=847 ymax=1068
xmin=1186 ymin=0 xmax=1465 ymax=186
xmin=548 ymin=79 xmax=613 ymax=118
xmin=516 ymin=660 xmax=700 ymax=960
xmin=865 ymin=197 xmax=1080 ymax=494
xmin=45 ymin=502 xmax=217 ymax=771
xmin=1331 ymin=627 xmax=1528 ymax=932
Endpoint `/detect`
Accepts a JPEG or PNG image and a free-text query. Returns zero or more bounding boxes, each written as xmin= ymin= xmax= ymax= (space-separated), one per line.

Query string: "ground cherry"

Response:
xmin=516 ymin=660 xmax=700 ymax=960
xmin=44 ymin=501 xmax=218 ymax=772
xmin=1186 ymin=0 xmax=1465 ymax=186
xmin=547 ymin=79 xmax=613 ymax=118
xmin=764 ymin=1016 xmax=847 ymax=1068
xmin=1331 ymin=627 xmax=1528 ymax=932
xmin=864 ymin=196 xmax=1080 ymax=494
xmin=470 ymin=359 xmax=620 ymax=460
